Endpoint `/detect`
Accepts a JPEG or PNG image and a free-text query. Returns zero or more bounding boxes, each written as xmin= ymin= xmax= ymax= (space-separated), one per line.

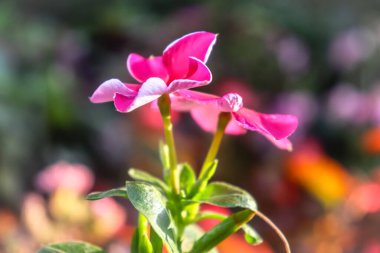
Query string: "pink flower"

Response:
xmin=170 ymin=90 xmax=298 ymax=150
xmin=90 ymin=31 xmax=217 ymax=112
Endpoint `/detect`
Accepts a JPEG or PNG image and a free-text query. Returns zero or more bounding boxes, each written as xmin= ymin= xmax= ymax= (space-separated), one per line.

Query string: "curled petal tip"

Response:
xmin=89 ymin=78 xmax=132 ymax=104
xmin=221 ymin=93 xmax=243 ymax=112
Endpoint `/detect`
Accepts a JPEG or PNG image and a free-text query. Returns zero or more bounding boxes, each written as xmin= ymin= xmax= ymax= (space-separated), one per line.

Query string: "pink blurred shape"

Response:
xmin=36 ymin=161 xmax=94 ymax=194
xmin=349 ymin=182 xmax=380 ymax=214
xmin=89 ymin=198 xmax=127 ymax=241
xmin=271 ymin=35 xmax=310 ymax=76
xmin=362 ymin=241 xmax=380 ymax=253
xmin=327 ymin=83 xmax=370 ymax=125
xmin=329 ymin=28 xmax=374 ymax=71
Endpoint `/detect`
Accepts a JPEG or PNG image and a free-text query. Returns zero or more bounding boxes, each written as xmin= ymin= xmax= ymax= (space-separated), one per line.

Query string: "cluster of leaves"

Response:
xmin=38 ymin=142 xmax=262 ymax=253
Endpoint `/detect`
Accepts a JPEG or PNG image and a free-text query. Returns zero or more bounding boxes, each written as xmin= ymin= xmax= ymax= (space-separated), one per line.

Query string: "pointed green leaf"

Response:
xmin=195 ymin=211 xmax=262 ymax=246
xmin=243 ymin=224 xmax=263 ymax=245
xmin=137 ymin=213 xmax=153 ymax=253
xmin=125 ymin=181 xmax=179 ymax=253
xmin=131 ymin=228 xmax=139 ymax=253
xmin=128 ymin=168 xmax=168 ymax=192
xmin=189 ymin=160 xmax=218 ymax=198
xmin=179 ymin=163 xmax=196 ymax=196
xmin=189 ymin=209 xmax=255 ymax=253
xmin=199 ymin=160 xmax=218 ymax=184
xmin=139 ymin=233 xmax=153 ymax=253
xmin=38 ymin=241 xmax=106 ymax=253
xmin=195 ymin=182 xmax=257 ymax=211
xmin=150 ymin=227 xmax=163 ymax=253
xmin=86 ymin=188 xmax=127 ymax=201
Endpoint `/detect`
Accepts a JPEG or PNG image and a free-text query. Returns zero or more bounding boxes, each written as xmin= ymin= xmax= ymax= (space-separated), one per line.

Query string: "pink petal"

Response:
xmin=232 ymin=108 xmax=298 ymax=140
xmin=127 ymin=53 xmax=169 ymax=83
xmin=166 ymin=58 xmax=212 ymax=91
xmin=163 ymin=31 xmax=217 ymax=79
xmin=114 ymin=77 xmax=167 ymax=112
xmin=167 ymin=79 xmax=209 ymax=94
xmin=170 ymin=90 xmax=243 ymax=112
xmin=170 ymin=90 xmax=218 ymax=111
xmin=191 ymin=107 xmax=246 ymax=135
xmin=89 ymin=79 xmax=139 ymax=103
xmin=263 ymin=135 xmax=293 ymax=151
xmin=166 ymin=59 xmax=211 ymax=93
xmin=186 ymin=57 xmax=212 ymax=81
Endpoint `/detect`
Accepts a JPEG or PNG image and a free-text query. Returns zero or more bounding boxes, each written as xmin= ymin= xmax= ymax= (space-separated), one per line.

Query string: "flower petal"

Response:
xmin=232 ymin=108 xmax=298 ymax=140
xmin=163 ymin=31 xmax=217 ymax=79
xmin=170 ymin=90 xmax=243 ymax=112
xmin=191 ymin=107 xmax=246 ymax=135
xmin=186 ymin=57 xmax=212 ymax=81
xmin=127 ymin=53 xmax=169 ymax=83
xmin=89 ymin=79 xmax=139 ymax=103
xmin=263 ymin=135 xmax=293 ymax=151
xmin=114 ymin=77 xmax=167 ymax=112
xmin=167 ymin=79 xmax=209 ymax=94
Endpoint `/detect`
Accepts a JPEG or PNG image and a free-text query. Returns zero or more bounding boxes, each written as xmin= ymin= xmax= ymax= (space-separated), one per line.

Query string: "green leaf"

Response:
xmin=137 ymin=213 xmax=153 ymax=253
xmin=195 ymin=182 xmax=257 ymax=211
xmin=86 ymin=188 xmax=127 ymax=201
xmin=189 ymin=160 xmax=218 ymax=198
xmin=179 ymin=163 xmax=196 ymax=196
xmin=131 ymin=228 xmax=139 ymax=253
xmin=189 ymin=209 xmax=255 ymax=253
xmin=139 ymin=233 xmax=153 ymax=253
xmin=125 ymin=181 xmax=179 ymax=253
xmin=128 ymin=168 xmax=168 ymax=192
xmin=150 ymin=227 xmax=163 ymax=253
xmin=199 ymin=160 xmax=218 ymax=182
xmin=195 ymin=211 xmax=262 ymax=246
xmin=38 ymin=241 xmax=106 ymax=253
xmin=182 ymin=224 xmax=218 ymax=253
xmin=243 ymin=224 xmax=263 ymax=245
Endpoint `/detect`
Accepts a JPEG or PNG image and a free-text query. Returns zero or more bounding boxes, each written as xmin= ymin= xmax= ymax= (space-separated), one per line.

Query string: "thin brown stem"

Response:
xmin=255 ymin=210 xmax=291 ymax=253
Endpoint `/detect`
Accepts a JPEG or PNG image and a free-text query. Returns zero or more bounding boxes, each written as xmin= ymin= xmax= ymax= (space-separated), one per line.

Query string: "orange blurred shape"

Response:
xmin=362 ymin=127 xmax=380 ymax=154
xmin=0 ymin=210 xmax=18 ymax=238
xmin=348 ymin=182 xmax=380 ymax=214
xmin=285 ymin=141 xmax=351 ymax=206
xmin=22 ymin=193 xmax=56 ymax=242
xmin=218 ymin=234 xmax=274 ymax=253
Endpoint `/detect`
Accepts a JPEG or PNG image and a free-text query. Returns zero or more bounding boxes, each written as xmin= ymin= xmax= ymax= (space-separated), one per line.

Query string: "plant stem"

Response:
xmin=255 ymin=210 xmax=291 ymax=253
xmin=199 ymin=112 xmax=231 ymax=178
xmin=194 ymin=212 xmax=227 ymax=223
xmin=158 ymin=94 xmax=180 ymax=195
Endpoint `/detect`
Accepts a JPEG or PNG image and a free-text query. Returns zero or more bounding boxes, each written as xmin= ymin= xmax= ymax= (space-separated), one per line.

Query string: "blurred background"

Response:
xmin=1 ymin=0 xmax=380 ymax=252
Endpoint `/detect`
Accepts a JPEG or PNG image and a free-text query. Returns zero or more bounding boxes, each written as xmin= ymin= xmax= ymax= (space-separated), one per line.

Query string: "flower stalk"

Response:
xmin=199 ymin=112 xmax=231 ymax=178
xmin=158 ymin=93 xmax=180 ymax=195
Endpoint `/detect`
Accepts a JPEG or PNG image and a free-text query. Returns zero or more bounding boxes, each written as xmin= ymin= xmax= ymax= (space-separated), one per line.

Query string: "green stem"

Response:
xmin=199 ymin=112 xmax=231 ymax=178
xmin=158 ymin=94 xmax=180 ymax=195
xmin=194 ymin=212 xmax=227 ymax=223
